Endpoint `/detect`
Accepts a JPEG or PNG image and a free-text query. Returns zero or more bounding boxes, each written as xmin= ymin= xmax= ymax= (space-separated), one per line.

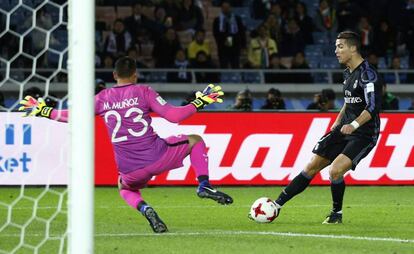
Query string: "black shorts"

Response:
xmin=312 ymin=130 xmax=377 ymax=170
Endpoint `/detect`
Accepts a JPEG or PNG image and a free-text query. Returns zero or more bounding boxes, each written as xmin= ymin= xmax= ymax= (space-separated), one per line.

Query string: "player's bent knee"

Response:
xmin=328 ymin=169 xmax=344 ymax=181
xmin=304 ymin=155 xmax=330 ymax=177
xmin=188 ymin=134 xmax=203 ymax=146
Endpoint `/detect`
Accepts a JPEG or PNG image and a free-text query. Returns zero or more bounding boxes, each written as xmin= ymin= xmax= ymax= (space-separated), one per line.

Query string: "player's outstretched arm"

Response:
xmin=149 ymin=84 xmax=224 ymax=123
xmin=18 ymin=95 xmax=68 ymax=123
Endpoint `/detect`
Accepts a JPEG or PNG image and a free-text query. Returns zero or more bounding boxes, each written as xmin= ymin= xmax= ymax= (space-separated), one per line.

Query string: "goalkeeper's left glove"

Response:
xmin=18 ymin=95 xmax=53 ymax=118
xmin=190 ymin=84 xmax=224 ymax=110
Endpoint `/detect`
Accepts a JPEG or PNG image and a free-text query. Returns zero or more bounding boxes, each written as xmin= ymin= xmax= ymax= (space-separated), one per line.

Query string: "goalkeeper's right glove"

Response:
xmin=190 ymin=84 xmax=224 ymax=110
xmin=18 ymin=95 xmax=53 ymax=118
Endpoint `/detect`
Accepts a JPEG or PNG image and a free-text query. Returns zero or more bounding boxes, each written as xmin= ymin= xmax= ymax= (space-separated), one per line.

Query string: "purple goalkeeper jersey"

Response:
xmin=95 ymin=83 xmax=196 ymax=173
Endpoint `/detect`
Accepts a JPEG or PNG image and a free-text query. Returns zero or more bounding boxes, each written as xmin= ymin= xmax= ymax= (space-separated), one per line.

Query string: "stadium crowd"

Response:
xmin=0 ymin=0 xmax=413 ymax=110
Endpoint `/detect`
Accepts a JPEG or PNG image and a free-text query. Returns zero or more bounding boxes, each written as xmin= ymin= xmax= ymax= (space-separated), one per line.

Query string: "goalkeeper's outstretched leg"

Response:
xmin=119 ymin=182 xmax=168 ymax=233
xmin=188 ymin=135 xmax=233 ymax=205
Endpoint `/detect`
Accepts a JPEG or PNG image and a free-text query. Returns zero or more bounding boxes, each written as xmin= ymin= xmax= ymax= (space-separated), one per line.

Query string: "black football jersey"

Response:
xmin=339 ymin=60 xmax=383 ymax=140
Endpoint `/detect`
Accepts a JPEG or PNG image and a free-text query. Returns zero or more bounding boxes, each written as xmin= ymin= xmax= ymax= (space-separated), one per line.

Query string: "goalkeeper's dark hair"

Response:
xmin=337 ymin=31 xmax=361 ymax=53
xmin=114 ymin=56 xmax=137 ymax=78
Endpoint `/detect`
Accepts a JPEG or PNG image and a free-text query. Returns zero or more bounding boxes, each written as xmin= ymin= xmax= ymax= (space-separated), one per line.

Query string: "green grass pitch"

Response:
xmin=1 ymin=186 xmax=413 ymax=254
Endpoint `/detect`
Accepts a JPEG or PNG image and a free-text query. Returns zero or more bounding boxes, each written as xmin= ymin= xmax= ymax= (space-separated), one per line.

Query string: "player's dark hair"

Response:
xmin=114 ymin=56 xmax=136 ymax=78
xmin=337 ymin=31 xmax=361 ymax=53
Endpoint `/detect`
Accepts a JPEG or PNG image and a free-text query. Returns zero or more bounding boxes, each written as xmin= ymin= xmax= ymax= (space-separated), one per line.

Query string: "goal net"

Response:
xmin=0 ymin=0 xmax=94 ymax=253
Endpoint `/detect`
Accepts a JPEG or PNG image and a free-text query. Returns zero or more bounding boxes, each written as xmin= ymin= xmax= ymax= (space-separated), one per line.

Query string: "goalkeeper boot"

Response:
xmin=322 ymin=210 xmax=343 ymax=224
xmin=143 ymin=207 xmax=168 ymax=233
xmin=197 ymin=181 xmax=233 ymax=205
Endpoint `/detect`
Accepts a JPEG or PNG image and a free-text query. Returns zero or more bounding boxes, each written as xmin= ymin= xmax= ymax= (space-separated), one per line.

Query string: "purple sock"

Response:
xmin=120 ymin=189 xmax=143 ymax=209
xmin=190 ymin=140 xmax=209 ymax=177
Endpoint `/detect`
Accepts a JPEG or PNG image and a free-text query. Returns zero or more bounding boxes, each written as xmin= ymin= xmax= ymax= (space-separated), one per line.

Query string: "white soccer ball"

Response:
xmin=249 ymin=197 xmax=278 ymax=223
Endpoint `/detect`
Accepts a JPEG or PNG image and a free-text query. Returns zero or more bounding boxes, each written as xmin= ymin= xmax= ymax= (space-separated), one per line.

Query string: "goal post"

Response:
xmin=67 ymin=0 xmax=95 ymax=253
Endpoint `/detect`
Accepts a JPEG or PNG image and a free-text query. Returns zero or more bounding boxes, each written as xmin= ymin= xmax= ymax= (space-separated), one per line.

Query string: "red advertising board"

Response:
xmin=95 ymin=113 xmax=414 ymax=186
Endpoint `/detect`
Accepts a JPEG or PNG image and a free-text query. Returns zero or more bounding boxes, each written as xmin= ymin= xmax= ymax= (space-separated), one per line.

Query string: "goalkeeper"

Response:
xmin=19 ymin=56 xmax=233 ymax=233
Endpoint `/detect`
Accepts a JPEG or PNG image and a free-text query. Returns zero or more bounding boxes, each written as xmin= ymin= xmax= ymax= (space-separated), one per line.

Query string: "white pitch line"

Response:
xmin=1 ymin=231 xmax=413 ymax=244
xmin=94 ymin=231 xmax=414 ymax=243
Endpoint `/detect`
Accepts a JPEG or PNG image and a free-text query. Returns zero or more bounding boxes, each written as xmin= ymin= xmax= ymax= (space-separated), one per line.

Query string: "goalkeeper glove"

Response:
xmin=18 ymin=95 xmax=53 ymax=118
xmin=190 ymin=84 xmax=224 ymax=110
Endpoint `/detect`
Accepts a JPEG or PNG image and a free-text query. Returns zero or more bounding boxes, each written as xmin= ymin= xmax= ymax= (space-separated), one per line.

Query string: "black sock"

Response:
xmin=330 ymin=177 xmax=345 ymax=213
xmin=137 ymin=201 xmax=148 ymax=214
xmin=197 ymin=175 xmax=209 ymax=183
xmin=275 ymin=171 xmax=313 ymax=206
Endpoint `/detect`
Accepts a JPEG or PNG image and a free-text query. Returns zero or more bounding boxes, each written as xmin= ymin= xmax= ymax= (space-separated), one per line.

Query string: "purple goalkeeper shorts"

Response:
xmin=119 ymin=135 xmax=190 ymax=190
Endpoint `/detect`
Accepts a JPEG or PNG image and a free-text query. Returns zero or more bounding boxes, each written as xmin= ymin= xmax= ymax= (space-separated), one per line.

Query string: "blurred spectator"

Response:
xmin=251 ymin=0 xmax=274 ymax=20
xmin=279 ymin=19 xmax=305 ymax=57
xmin=314 ymin=0 xmax=337 ymax=41
xmin=104 ymin=19 xmax=132 ymax=58
xmin=357 ymin=16 xmax=374 ymax=56
xmin=36 ymin=9 xmax=53 ymax=30
xmin=213 ymin=0 xmax=243 ymax=7
xmin=192 ymin=51 xmax=220 ymax=83
xmin=295 ymin=2 xmax=313 ymax=44
xmin=268 ymin=3 xmax=286 ymax=29
xmin=336 ymin=0 xmax=361 ymax=32
xmin=127 ymin=47 xmax=148 ymax=82
xmin=265 ymin=53 xmax=288 ymax=83
xmin=150 ymin=6 xmax=174 ymax=39
xmin=231 ymin=89 xmax=253 ymax=111
xmin=261 ymin=88 xmax=286 ymax=110
xmin=402 ymin=0 xmax=414 ymax=60
xmin=321 ymin=88 xmax=336 ymax=110
xmin=383 ymin=56 xmax=407 ymax=84
xmin=176 ymin=0 xmax=204 ymax=31
xmin=123 ymin=2 xmax=152 ymax=40
xmin=127 ymin=47 xmax=148 ymax=69
xmin=167 ymin=49 xmax=191 ymax=83
xmin=373 ymin=20 xmax=395 ymax=57
xmin=95 ymin=79 xmax=106 ymax=94
xmin=263 ymin=14 xmax=283 ymax=45
xmin=367 ymin=53 xmax=379 ymax=69
xmin=187 ymin=29 xmax=212 ymax=61
xmin=381 ymin=83 xmax=399 ymax=110
xmin=289 ymin=52 xmax=313 ymax=83
xmin=100 ymin=54 xmax=115 ymax=81
xmin=213 ymin=1 xmax=246 ymax=68
xmin=159 ymin=0 xmax=180 ymax=26
xmin=152 ymin=28 xmax=182 ymax=67
xmin=408 ymin=100 xmax=414 ymax=110
xmin=247 ymin=25 xmax=278 ymax=68
xmin=307 ymin=93 xmax=328 ymax=111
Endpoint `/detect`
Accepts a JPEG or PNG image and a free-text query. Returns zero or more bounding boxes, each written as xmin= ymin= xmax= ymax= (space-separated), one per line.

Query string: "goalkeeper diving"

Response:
xmin=19 ymin=56 xmax=233 ymax=233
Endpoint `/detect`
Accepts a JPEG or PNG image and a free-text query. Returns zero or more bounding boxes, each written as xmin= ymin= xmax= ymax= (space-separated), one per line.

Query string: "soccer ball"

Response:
xmin=249 ymin=197 xmax=278 ymax=223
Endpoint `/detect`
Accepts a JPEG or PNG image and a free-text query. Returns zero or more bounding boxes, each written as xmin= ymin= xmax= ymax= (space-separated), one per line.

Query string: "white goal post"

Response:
xmin=68 ymin=0 xmax=95 ymax=253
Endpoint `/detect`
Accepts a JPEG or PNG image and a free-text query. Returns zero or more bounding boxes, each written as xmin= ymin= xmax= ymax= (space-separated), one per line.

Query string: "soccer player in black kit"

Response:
xmin=272 ymin=31 xmax=383 ymax=224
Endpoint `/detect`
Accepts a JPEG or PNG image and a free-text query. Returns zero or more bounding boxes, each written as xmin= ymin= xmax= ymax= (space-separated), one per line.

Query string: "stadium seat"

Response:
xmin=148 ymin=72 xmax=167 ymax=83
xmin=306 ymin=56 xmax=320 ymax=69
xmin=305 ymin=45 xmax=324 ymax=57
xmin=378 ymin=57 xmax=387 ymax=69
xmin=320 ymin=57 xmax=340 ymax=69
xmin=242 ymin=72 xmax=261 ymax=83
xmin=220 ymin=72 xmax=242 ymax=83
xmin=312 ymin=32 xmax=329 ymax=44
xmin=400 ymin=56 xmax=410 ymax=69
